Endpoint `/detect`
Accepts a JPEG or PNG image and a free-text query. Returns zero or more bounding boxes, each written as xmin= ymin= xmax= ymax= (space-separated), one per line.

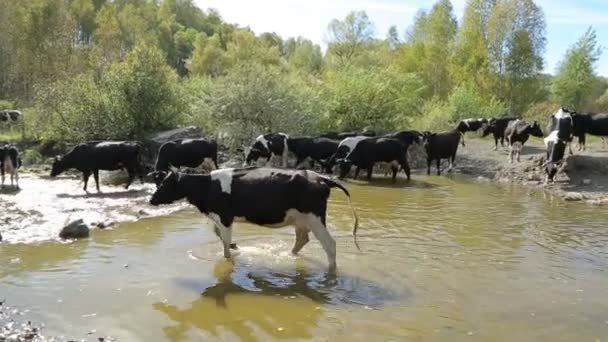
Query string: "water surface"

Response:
xmin=1 ymin=175 xmax=608 ymax=341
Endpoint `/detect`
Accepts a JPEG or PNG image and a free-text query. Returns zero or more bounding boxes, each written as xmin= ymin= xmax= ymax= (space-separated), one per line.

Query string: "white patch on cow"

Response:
xmin=463 ymin=119 xmax=472 ymax=128
xmin=338 ymin=136 xmax=369 ymax=153
xmin=255 ymin=135 xmax=269 ymax=150
xmin=544 ymin=130 xmax=559 ymax=147
xmin=96 ymin=141 xmax=121 ymax=147
xmin=554 ymin=108 xmax=571 ymax=119
xmin=211 ymin=168 xmax=234 ymax=194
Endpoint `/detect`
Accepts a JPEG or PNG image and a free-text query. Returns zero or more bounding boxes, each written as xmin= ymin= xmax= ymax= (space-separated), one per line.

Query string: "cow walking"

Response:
xmin=149 ymin=167 xmax=359 ymax=271
xmin=504 ymin=120 xmax=544 ymax=163
xmin=423 ymin=130 xmax=462 ymax=175
xmin=51 ymin=141 xmax=144 ymax=192
xmin=0 ymin=145 xmax=21 ymax=189
xmin=155 ymin=139 xmax=218 ymax=172
xmin=482 ymin=117 xmax=518 ymax=150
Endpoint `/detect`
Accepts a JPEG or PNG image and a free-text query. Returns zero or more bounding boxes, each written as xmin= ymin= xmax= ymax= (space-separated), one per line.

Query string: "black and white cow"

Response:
xmin=0 ymin=145 xmax=21 ymax=189
xmin=245 ymin=133 xmax=289 ymax=167
xmin=286 ymin=137 xmax=340 ymax=169
xmin=571 ymin=112 xmax=608 ymax=151
xmin=320 ymin=130 xmax=376 ymax=140
xmin=482 ymin=117 xmax=518 ymax=150
xmin=0 ymin=110 xmax=22 ymax=123
xmin=323 ymin=136 xmax=372 ymax=174
xmin=51 ymin=141 xmax=144 ymax=192
xmin=337 ymin=138 xmax=411 ymax=182
xmin=504 ymin=119 xmax=544 ymax=163
xmin=383 ymin=130 xmax=424 ymax=146
xmin=544 ymin=108 xmax=574 ymax=183
xmin=422 ymin=130 xmax=462 ymax=175
xmin=155 ymin=139 xmax=218 ymax=172
xmin=149 ymin=167 xmax=359 ymax=271
xmin=456 ymin=118 xmax=488 ymax=146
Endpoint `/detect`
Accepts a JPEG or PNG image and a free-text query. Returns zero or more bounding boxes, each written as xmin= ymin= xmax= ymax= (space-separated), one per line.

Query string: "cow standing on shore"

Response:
xmin=571 ymin=112 xmax=608 ymax=151
xmin=544 ymin=108 xmax=574 ymax=183
xmin=456 ymin=118 xmax=488 ymax=146
xmin=0 ymin=145 xmax=21 ymax=189
xmin=149 ymin=167 xmax=359 ymax=271
xmin=155 ymin=139 xmax=218 ymax=172
xmin=50 ymin=141 xmax=144 ymax=192
xmin=504 ymin=120 xmax=544 ymax=163
xmin=482 ymin=117 xmax=518 ymax=150
xmin=422 ymin=130 xmax=462 ymax=176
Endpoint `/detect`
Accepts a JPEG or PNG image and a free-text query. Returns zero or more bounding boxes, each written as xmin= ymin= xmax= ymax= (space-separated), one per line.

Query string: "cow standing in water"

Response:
xmin=244 ymin=133 xmax=290 ymax=167
xmin=149 ymin=167 xmax=359 ymax=271
xmin=544 ymin=108 xmax=574 ymax=183
xmin=0 ymin=145 xmax=21 ymax=189
xmin=422 ymin=130 xmax=463 ymax=176
xmin=51 ymin=141 xmax=144 ymax=192
xmin=504 ymin=120 xmax=544 ymax=163
xmin=337 ymin=138 xmax=411 ymax=182
xmin=155 ymin=139 xmax=218 ymax=172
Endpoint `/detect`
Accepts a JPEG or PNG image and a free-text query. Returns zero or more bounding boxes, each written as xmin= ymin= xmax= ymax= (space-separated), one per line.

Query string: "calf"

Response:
xmin=51 ymin=141 xmax=144 ymax=192
xmin=504 ymin=119 xmax=544 ymax=163
xmin=544 ymin=107 xmax=574 ymax=183
xmin=149 ymin=167 xmax=360 ymax=271
xmin=0 ymin=145 xmax=21 ymax=189
xmin=245 ymin=133 xmax=289 ymax=167
xmin=571 ymin=112 xmax=608 ymax=151
xmin=482 ymin=117 xmax=518 ymax=150
xmin=155 ymin=139 xmax=218 ymax=172
xmin=456 ymin=118 xmax=488 ymax=146
xmin=287 ymin=137 xmax=340 ymax=169
xmin=423 ymin=130 xmax=462 ymax=175
xmin=337 ymin=138 xmax=411 ymax=182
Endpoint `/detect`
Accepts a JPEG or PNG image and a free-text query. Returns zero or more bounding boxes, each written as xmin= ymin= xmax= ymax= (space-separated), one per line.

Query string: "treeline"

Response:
xmin=0 ymin=0 xmax=606 ymax=147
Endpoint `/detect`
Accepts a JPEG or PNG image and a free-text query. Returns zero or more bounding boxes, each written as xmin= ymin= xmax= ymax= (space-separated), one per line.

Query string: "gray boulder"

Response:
xmin=59 ymin=219 xmax=90 ymax=239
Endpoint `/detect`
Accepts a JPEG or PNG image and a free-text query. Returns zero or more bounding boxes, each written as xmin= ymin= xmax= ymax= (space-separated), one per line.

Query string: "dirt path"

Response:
xmin=455 ymin=137 xmax=608 ymax=204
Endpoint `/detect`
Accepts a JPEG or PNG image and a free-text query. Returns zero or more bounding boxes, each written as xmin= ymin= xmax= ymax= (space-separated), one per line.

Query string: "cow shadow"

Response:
xmin=154 ymin=263 xmax=402 ymax=341
xmin=56 ymin=188 xmax=150 ymax=199
xmin=347 ymin=177 xmax=440 ymax=190
xmin=0 ymin=186 xmax=21 ymax=195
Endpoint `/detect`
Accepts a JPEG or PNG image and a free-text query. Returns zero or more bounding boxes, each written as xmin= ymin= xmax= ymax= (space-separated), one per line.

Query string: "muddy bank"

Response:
xmin=456 ymin=138 xmax=608 ymax=204
xmin=0 ymin=170 xmax=185 ymax=244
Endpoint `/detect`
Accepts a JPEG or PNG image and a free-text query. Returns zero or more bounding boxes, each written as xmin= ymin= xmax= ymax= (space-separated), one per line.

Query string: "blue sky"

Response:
xmin=195 ymin=0 xmax=608 ymax=76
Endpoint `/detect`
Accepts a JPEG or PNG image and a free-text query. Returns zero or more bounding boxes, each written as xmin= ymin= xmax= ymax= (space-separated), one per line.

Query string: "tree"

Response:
xmin=387 ymin=25 xmax=401 ymax=49
xmin=552 ymin=27 xmax=603 ymax=109
xmin=189 ymin=33 xmax=228 ymax=77
xmin=326 ymin=11 xmax=375 ymax=66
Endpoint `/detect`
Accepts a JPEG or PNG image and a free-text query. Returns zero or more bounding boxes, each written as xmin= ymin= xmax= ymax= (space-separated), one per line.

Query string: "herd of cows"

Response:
xmin=1 ymin=107 xmax=607 ymax=269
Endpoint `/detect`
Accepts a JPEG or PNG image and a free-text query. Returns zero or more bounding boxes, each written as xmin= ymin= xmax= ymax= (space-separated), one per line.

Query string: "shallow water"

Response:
xmin=1 ymin=174 xmax=608 ymax=341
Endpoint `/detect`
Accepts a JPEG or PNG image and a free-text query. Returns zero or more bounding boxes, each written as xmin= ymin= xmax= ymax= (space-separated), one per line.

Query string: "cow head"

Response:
xmin=0 ymin=111 xmax=7 ymax=122
xmin=422 ymin=132 xmax=435 ymax=153
xmin=337 ymin=159 xmax=353 ymax=179
xmin=50 ymin=156 xmax=66 ymax=177
xmin=245 ymin=145 xmax=270 ymax=165
xmin=527 ymin=121 xmax=544 ymax=138
xmin=150 ymin=171 xmax=184 ymax=205
xmin=482 ymin=119 xmax=496 ymax=137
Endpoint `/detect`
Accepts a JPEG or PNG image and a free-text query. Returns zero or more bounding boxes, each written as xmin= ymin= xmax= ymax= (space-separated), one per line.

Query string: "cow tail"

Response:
xmin=319 ymin=175 xmax=360 ymax=251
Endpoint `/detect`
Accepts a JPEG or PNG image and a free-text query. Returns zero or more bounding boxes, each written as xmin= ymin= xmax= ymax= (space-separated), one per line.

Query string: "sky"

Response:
xmin=194 ymin=0 xmax=608 ymax=76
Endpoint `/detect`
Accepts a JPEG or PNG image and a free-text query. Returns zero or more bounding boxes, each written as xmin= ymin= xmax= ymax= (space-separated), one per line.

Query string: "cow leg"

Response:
xmin=400 ymin=159 xmax=411 ymax=181
xmin=509 ymin=146 xmax=514 ymax=163
xmin=125 ymin=168 xmax=136 ymax=190
xmin=308 ymin=214 xmax=337 ymax=271
xmin=13 ymin=169 xmax=18 ymax=189
xmin=92 ymin=169 xmax=101 ymax=192
xmin=436 ymin=158 xmax=441 ymax=176
xmin=213 ymin=226 xmax=238 ymax=249
xmin=83 ymin=170 xmax=91 ymax=192
xmin=427 ymin=159 xmax=431 ymax=175
xmin=292 ymin=225 xmax=310 ymax=255
xmin=210 ymin=215 xmax=233 ymax=259
xmin=366 ymin=166 xmax=373 ymax=181
xmin=1 ymin=168 xmax=4 ymax=188
xmin=493 ymin=137 xmax=498 ymax=151
xmin=391 ymin=165 xmax=398 ymax=183
xmin=353 ymin=167 xmax=360 ymax=180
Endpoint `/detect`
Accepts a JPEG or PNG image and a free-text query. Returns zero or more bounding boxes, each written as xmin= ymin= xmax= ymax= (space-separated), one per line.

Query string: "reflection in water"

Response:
xmin=155 ymin=262 xmax=399 ymax=341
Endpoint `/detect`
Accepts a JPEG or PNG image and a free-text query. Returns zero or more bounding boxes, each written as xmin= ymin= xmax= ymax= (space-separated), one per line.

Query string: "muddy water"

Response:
xmin=2 ymin=175 xmax=608 ymax=341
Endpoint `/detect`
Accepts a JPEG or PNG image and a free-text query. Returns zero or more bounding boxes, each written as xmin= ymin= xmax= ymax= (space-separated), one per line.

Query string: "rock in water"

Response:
xmin=59 ymin=219 xmax=90 ymax=239
xmin=563 ymin=192 xmax=584 ymax=202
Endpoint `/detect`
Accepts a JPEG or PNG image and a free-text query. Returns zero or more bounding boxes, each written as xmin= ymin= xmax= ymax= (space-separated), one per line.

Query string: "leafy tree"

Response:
xmin=189 ymin=33 xmax=228 ymax=77
xmin=326 ymin=11 xmax=375 ymax=66
xmin=552 ymin=27 xmax=603 ymax=109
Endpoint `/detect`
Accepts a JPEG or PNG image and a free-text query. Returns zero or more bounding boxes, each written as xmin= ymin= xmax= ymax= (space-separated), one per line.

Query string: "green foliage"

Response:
xmin=552 ymin=27 xmax=603 ymax=110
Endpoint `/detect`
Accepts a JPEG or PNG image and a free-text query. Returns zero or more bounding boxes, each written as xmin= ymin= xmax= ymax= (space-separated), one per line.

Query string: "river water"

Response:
xmin=1 ymin=175 xmax=608 ymax=341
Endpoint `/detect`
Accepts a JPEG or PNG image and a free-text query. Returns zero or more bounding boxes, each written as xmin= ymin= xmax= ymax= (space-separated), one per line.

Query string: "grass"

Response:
xmin=0 ymin=129 xmax=22 ymax=142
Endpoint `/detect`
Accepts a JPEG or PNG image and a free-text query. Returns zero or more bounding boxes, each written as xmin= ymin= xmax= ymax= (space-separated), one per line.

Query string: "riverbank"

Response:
xmin=455 ymin=137 xmax=608 ymax=204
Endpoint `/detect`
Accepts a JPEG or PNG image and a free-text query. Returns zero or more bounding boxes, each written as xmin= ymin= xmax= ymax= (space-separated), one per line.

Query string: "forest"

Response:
xmin=0 ymin=0 xmax=606 ymax=148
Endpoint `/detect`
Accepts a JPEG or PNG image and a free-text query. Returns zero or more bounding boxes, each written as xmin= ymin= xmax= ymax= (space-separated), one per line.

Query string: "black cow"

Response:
xmin=571 ymin=112 xmax=608 ymax=151
xmin=337 ymin=138 xmax=411 ymax=182
xmin=323 ymin=136 xmax=372 ymax=174
xmin=456 ymin=118 xmax=488 ymax=146
xmin=422 ymin=130 xmax=462 ymax=175
xmin=544 ymin=108 xmax=574 ymax=183
xmin=155 ymin=139 xmax=218 ymax=172
xmin=50 ymin=141 xmax=144 ymax=192
xmin=383 ymin=130 xmax=424 ymax=146
xmin=482 ymin=117 xmax=518 ymax=150
xmin=0 ymin=145 xmax=21 ymax=189
xmin=245 ymin=133 xmax=289 ymax=167
xmin=287 ymin=137 xmax=340 ymax=169
xmin=504 ymin=119 xmax=544 ymax=163
xmin=320 ymin=130 xmax=376 ymax=140
xmin=149 ymin=167 xmax=359 ymax=271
